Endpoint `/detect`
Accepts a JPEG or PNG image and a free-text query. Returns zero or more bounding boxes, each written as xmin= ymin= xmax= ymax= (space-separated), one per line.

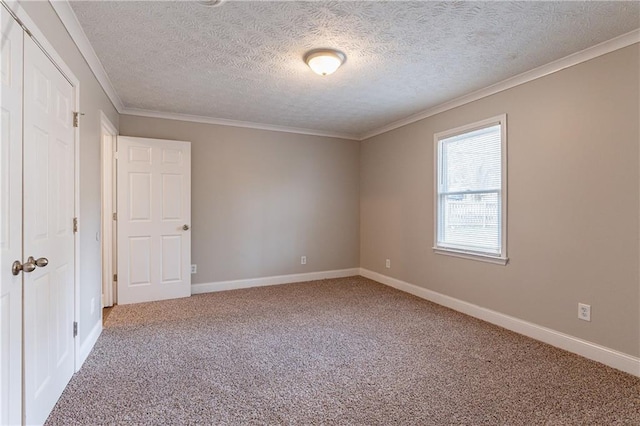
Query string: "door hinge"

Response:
xmin=112 ymin=212 xmax=117 ymax=221
xmin=73 ymin=321 xmax=78 ymax=337
xmin=73 ymin=217 xmax=78 ymax=233
xmin=72 ymin=111 xmax=84 ymax=128
xmin=113 ymin=274 xmax=117 ymax=282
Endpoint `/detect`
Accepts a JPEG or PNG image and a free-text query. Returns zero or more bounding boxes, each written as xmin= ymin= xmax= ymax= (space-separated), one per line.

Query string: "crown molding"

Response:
xmin=49 ymin=0 xmax=124 ymax=111
xmin=50 ymin=0 xmax=637 ymax=142
xmin=120 ymin=108 xmax=359 ymax=140
xmin=50 ymin=1 xmax=357 ymax=140
xmin=358 ymin=29 xmax=640 ymax=141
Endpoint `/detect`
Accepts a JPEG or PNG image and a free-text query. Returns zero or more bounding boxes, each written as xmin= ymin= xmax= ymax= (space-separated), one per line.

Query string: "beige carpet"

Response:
xmin=46 ymin=276 xmax=639 ymax=425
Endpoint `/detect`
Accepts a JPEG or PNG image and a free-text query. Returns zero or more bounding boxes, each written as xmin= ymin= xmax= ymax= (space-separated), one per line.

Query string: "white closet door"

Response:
xmin=0 ymin=8 xmax=23 ymax=426
xmin=23 ymin=35 xmax=76 ymax=426
xmin=117 ymin=136 xmax=191 ymax=305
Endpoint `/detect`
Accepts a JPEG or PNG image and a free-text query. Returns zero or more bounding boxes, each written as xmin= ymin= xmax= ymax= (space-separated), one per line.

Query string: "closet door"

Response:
xmin=0 ymin=8 xmax=24 ymax=426
xmin=22 ymin=35 xmax=75 ymax=426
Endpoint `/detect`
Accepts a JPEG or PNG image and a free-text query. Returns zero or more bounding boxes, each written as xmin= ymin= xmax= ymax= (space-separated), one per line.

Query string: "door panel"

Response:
xmin=32 ymin=127 xmax=49 ymax=238
xmin=129 ymin=236 xmax=151 ymax=286
xmin=129 ymin=173 xmax=151 ymax=220
xmin=23 ymin=35 xmax=75 ymax=426
xmin=117 ymin=136 xmax=191 ymax=305
xmin=0 ymin=7 xmax=23 ymax=425
xmin=162 ymin=174 xmax=183 ymax=219
xmin=161 ymin=235 xmax=182 ymax=283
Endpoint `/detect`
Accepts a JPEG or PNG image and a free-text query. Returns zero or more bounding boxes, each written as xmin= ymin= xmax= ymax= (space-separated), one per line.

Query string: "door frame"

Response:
xmin=3 ymin=1 xmax=82 ymax=372
xmin=100 ymin=111 xmax=117 ymax=307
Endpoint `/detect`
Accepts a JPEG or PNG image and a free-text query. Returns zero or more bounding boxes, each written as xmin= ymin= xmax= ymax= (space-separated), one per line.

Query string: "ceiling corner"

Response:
xmin=120 ymin=108 xmax=361 ymax=141
xmin=359 ymin=28 xmax=640 ymax=142
xmin=49 ymin=0 xmax=125 ymax=112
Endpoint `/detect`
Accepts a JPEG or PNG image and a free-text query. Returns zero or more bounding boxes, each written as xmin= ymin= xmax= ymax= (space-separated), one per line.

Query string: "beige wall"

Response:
xmin=19 ymin=2 xmax=120 ymax=342
xmin=23 ymin=0 xmax=637 ymax=360
xmin=360 ymin=45 xmax=640 ymax=357
xmin=119 ymin=116 xmax=360 ymax=284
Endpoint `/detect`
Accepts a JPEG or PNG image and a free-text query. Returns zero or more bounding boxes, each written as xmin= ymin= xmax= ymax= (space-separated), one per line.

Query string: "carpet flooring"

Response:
xmin=46 ymin=276 xmax=640 ymax=425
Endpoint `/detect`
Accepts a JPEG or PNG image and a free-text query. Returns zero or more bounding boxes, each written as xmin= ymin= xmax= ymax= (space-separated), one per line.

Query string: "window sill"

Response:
xmin=433 ymin=247 xmax=509 ymax=265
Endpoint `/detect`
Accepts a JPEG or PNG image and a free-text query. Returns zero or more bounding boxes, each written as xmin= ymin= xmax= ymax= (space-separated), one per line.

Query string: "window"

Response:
xmin=434 ymin=114 xmax=507 ymax=264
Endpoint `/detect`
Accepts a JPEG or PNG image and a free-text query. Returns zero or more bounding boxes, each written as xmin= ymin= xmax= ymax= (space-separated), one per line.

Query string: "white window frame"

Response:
xmin=433 ymin=114 xmax=508 ymax=265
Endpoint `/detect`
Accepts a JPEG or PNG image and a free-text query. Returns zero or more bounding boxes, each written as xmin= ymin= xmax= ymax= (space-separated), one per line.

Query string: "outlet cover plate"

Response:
xmin=578 ymin=303 xmax=591 ymax=321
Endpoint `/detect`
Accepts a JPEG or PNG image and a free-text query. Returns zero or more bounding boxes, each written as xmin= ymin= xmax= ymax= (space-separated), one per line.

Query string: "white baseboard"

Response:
xmin=191 ymin=268 xmax=361 ymax=294
xmin=359 ymin=268 xmax=640 ymax=377
xmin=77 ymin=320 xmax=102 ymax=372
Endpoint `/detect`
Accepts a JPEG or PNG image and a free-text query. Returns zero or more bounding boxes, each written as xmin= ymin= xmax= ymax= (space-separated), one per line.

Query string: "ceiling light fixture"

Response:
xmin=304 ymin=49 xmax=346 ymax=76
xmin=197 ymin=0 xmax=225 ymax=7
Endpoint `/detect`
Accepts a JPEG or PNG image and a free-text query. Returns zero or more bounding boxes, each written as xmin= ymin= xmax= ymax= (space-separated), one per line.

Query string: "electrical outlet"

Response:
xmin=301 ymin=256 xmax=307 ymax=265
xmin=578 ymin=303 xmax=591 ymax=321
xmin=191 ymin=264 xmax=197 ymax=274
xmin=385 ymin=259 xmax=391 ymax=268
xmin=90 ymin=298 xmax=95 ymax=315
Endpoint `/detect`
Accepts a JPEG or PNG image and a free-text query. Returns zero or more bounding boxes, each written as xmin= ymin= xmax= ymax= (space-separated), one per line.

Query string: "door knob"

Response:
xmin=11 ymin=260 xmax=24 ymax=276
xmin=31 ymin=256 xmax=49 ymax=268
xmin=11 ymin=256 xmax=48 ymax=276
xmin=22 ymin=258 xmax=37 ymax=273
xmin=183 ymin=224 xmax=190 ymax=231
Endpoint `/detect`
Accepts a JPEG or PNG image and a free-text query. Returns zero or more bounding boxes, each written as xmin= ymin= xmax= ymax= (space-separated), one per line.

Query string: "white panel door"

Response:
xmin=117 ymin=136 xmax=191 ymax=305
xmin=23 ymin=35 xmax=75 ymax=426
xmin=0 ymin=9 xmax=23 ymax=426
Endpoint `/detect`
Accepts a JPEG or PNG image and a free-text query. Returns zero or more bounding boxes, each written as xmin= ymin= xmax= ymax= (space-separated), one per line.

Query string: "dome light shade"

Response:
xmin=197 ymin=0 xmax=225 ymax=6
xmin=304 ymin=49 xmax=346 ymax=76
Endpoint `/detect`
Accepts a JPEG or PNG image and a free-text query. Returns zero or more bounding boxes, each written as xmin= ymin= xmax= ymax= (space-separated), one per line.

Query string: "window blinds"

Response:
xmin=437 ymin=124 xmax=502 ymax=255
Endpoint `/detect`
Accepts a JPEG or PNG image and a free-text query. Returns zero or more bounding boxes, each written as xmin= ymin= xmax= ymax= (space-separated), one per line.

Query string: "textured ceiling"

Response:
xmin=70 ymin=1 xmax=640 ymax=138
